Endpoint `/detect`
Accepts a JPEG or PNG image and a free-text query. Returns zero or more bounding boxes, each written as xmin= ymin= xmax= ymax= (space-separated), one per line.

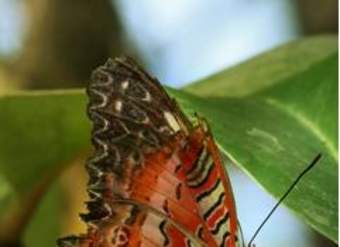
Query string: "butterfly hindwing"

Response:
xmin=178 ymin=125 xmax=239 ymax=247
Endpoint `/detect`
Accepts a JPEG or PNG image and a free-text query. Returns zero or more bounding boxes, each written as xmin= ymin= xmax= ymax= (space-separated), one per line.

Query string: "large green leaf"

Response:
xmin=183 ymin=36 xmax=338 ymax=242
xmin=173 ymin=54 xmax=338 ymax=243
xmin=0 ymin=36 xmax=337 ymax=245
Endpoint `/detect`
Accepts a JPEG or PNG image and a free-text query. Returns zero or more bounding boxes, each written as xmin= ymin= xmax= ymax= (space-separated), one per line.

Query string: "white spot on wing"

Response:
xmin=115 ymin=100 xmax=122 ymax=112
xmin=143 ymin=91 xmax=152 ymax=102
xmin=121 ymin=80 xmax=129 ymax=90
xmin=142 ymin=214 xmax=165 ymax=244
xmin=164 ymin=111 xmax=181 ymax=132
xmin=103 ymin=203 xmax=112 ymax=216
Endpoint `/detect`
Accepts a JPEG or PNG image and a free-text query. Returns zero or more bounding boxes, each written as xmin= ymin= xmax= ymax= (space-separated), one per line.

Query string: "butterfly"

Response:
xmin=57 ymin=56 xmax=241 ymax=247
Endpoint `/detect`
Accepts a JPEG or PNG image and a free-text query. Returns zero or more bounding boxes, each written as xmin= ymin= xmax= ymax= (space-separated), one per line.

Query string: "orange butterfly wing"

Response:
xmin=57 ymin=57 xmax=240 ymax=247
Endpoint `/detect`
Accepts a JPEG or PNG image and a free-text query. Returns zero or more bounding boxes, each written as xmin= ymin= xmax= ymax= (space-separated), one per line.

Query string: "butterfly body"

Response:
xmin=57 ymin=57 xmax=240 ymax=247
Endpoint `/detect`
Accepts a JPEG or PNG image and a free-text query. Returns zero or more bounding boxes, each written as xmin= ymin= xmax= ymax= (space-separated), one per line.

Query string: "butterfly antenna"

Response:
xmin=247 ymin=153 xmax=322 ymax=247
xmin=238 ymin=219 xmax=246 ymax=247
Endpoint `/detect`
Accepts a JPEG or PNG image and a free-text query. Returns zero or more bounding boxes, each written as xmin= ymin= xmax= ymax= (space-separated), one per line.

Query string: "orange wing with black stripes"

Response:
xmin=57 ymin=57 xmax=240 ymax=247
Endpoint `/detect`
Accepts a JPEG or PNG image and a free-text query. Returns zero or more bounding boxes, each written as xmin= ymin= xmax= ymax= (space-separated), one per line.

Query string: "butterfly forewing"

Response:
xmin=57 ymin=57 xmax=240 ymax=247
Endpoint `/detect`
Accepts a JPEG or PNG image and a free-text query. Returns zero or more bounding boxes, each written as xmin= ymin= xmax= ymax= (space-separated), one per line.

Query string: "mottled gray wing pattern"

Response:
xmin=86 ymin=57 xmax=192 ymax=215
xmin=86 ymin=57 xmax=192 ymax=172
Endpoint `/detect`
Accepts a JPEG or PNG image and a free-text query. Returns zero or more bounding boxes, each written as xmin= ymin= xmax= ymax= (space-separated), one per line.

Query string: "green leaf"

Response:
xmin=181 ymin=36 xmax=338 ymax=242
xmin=0 ymin=90 xmax=89 ymax=194
xmin=0 ymin=36 xmax=337 ymax=244
xmin=0 ymin=90 xmax=89 ymax=245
